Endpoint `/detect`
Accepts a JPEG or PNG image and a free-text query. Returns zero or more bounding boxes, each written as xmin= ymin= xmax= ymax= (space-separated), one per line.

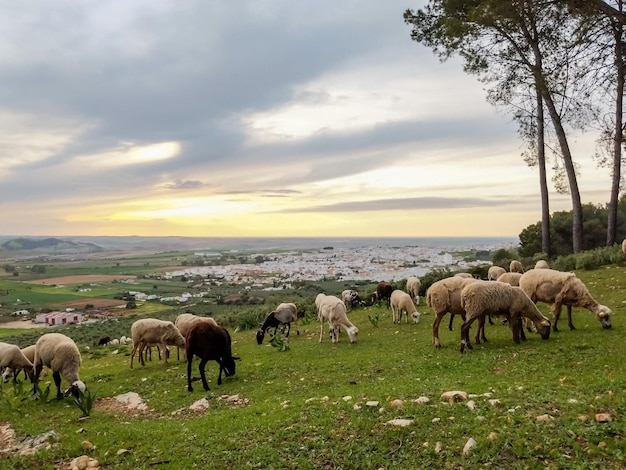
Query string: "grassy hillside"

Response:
xmin=0 ymin=266 xmax=625 ymax=469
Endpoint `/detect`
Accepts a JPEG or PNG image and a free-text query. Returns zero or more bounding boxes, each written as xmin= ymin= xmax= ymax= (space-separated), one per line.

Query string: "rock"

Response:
xmin=116 ymin=448 xmax=130 ymax=455
xmin=365 ymin=401 xmax=379 ymax=407
xmin=466 ymin=400 xmax=476 ymax=411
xmin=189 ymin=398 xmax=210 ymax=412
xmin=385 ymin=418 xmax=413 ymax=427
xmin=413 ymin=396 xmax=430 ymax=404
xmin=536 ymin=414 xmax=553 ymax=423
xmin=69 ymin=455 xmax=99 ymax=470
xmin=488 ymin=432 xmax=498 ymax=442
xmin=595 ymin=413 xmax=612 ymax=423
xmin=431 ymin=417 xmax=441 ymax=423
xmin=342 ymin=396 xmax=352 ymax=401
xmin=488 ymin=399 xmax=500 ymax=406
xmin=390 ymin=399 xmax=403 ymax=408
xmin=440 ymin=390 xmax=468 ymax=404
xmin=434 ymin=442 xmax=442 ymax=454
xmin=81 ymin=440 xmax=93 ymax=449
xmin=463 ymin=437 xmax=476 ymax=456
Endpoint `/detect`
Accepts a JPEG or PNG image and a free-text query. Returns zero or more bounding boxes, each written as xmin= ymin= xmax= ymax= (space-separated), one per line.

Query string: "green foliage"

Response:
xmin=65 ymin=388 xmax=97 ymax=417
xmin=419 ymin=267 xmax=452 ymax=294
xmin=269 ymin=332 xmax=290 ymax=352
xmin=368 ymin=312 xmax=379 ymax=327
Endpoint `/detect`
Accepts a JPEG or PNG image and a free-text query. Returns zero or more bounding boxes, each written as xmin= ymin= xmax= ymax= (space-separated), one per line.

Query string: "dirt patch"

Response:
xmin=0 ymin=422 xmax=60 ymax=457
xmin=28 ymin=274 xmax=137 ymax=285
xmin=94 ymin=392 xmax=160 ymax=418
xmin=0 ymin=320 xmax=45 ymax=329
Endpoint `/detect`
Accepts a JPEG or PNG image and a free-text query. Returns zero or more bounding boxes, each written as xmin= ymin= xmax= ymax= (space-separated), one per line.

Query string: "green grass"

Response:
xmin=0 ymin=267 xmax=625 ymax=469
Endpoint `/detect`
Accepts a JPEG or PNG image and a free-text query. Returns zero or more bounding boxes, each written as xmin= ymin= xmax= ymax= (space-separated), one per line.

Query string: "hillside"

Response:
xmin=1 ymin=237 xmax=103 ymax=254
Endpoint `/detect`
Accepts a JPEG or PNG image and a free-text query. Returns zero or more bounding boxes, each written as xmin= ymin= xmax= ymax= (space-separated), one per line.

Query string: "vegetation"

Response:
xmin=0 ymin=257 xmax=624 ymax=468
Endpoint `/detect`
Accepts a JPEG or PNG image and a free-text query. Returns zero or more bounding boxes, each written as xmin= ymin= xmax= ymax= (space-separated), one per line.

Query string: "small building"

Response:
xmin=12 ymin=309 xmax=29 ymax=316
xmin=34 ymin=311 xmax=83 ymax=326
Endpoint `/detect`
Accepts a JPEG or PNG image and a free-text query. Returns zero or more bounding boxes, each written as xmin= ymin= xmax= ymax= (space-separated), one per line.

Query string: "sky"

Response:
xmin=0 ymin=1 xmax=613 ymax=239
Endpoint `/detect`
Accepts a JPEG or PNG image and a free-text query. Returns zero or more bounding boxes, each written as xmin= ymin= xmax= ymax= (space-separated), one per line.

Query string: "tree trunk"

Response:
xmin=536 ymin=90 xmax=552 ymax=257
xmin=607 ymin=11 xmax=624 ymax=246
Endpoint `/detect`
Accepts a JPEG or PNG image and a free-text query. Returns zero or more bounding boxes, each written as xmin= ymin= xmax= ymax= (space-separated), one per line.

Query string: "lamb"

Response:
xmin=390 ymin=289 xmax=421 ymax=324
xmin=509 ymin=260 xmax=524 ymax=274
xmin=186 ymin=321 xmax=238 ymax=392
xmin=316 ymin=294 xmax=358 ymax=343
xmin=130 ymin=318 xmax=186 ymax=368
xmin=405 ymin=276 xmax=421 ymax=305
xmin=341 ymin=290 xmax=363 ymax=311
xmin=32 ymin=333 xmax=86 ymax=399
xmin=426 ymin=276 xmax=478 ymax=348
xmin=487 ymin=266 xmax=507 ymax=281
xmin=0 ymin=342 xmax=34 ymax=384
xmin=534 ymin=260 xmax=550 ymax=269
xmin=518 ymin=268 xmax=613 ymax=331
xmin=459 ymin=281 xmax=551 ymax=353
xmin=256 ymin=302 xmax=299 ymax=344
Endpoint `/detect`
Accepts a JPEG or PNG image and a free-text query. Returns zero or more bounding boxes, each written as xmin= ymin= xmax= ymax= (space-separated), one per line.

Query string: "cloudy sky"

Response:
xmin=0 ymin=1 xmax=611 ymax=239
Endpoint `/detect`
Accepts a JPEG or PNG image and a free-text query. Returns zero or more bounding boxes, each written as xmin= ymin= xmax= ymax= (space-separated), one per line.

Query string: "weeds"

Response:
xmin=65 ymin=388 xmax=97 ymax=417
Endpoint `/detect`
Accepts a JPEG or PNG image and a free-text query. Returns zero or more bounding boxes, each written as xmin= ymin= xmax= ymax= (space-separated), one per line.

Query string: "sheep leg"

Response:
xmin=52 ymin=371 xmax=63 ymax=399
xmin=161 ymin=342 xmax=169 ymax=365
xmin=474 ymin=316 xmax=487 ymax=344
xmin=285 ymin=322 xmax=291 ymax=338
xmin=566 ymin=305 xmax=576 ymax=330
xmin=186 ymin=357 xmax=194 ymax=392
xmin=319 ymin=320 xmax=325 ymax=343
xmin=130 ymin=342 xmax=140 ymax=368
xmin=460 ymin=318 xmax=476 ymax=353
xmin=552 ymin=303 xmax=562 ymax=332
xmin=217 ymin=360 xmax=224 ymax=385
xmin=432 ymin=313 xmax=446 ymax=348
xmin=198 ymin=358 xmax=210 ymax=390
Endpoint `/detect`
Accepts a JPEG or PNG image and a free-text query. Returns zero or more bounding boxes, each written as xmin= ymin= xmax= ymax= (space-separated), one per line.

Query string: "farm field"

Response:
xmin=0 ymin=266 xmax=625 ymax=469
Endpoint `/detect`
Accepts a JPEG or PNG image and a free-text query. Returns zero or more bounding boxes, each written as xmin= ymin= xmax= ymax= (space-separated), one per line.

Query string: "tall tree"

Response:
xmin=405 ymin=0 xmax=590 ymax=252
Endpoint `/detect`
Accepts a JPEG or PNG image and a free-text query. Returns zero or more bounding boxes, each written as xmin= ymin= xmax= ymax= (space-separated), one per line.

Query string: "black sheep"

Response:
xmin=186 ymin=322 xmax=239 ymax=392
xmin=97 ymin=336 xmax=111 ymax=346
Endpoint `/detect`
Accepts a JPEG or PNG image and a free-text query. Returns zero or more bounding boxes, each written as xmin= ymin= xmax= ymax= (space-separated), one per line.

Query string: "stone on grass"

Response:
xmin=463 ymin=437 xmax=476 ymax=455
xmin=366 ymin=401 xmax=379 ymax=407
xmin=536 ymin=414 xmax=553 ymax=423
xmin=390 ymin=399 xmax=403 ymax=408
xmin=466 ymin=400 xmax=476 ymax=411
xmin=434 ymin=442 xmax=442 ymax=454
xmin=441 ymin=390 xmax=468 ymax=404
xmin=385 ymin=418 xmax=413 ymax=427
xmin=595 ymin=413 xmax=612 ymax=423
xmin=69 ymin=455 xmax=100 ymax=470
xmin=189 ymin=398 xmax=210 ymax=413
xmin=413 ymin=396 xmax=430 ymax=405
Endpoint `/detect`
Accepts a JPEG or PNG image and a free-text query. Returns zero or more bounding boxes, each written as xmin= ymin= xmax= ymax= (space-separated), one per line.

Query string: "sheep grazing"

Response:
xmin=316 ymin=294 xmax=358 ymax=343
xmin=487 ymin=266 xmax=507 ymax=281
xmin=130 ymin=318 xmax=186 ymax=368
xmin=534 ymin=260 xmax=550 ymax=269
xmin=175 ymin=313 xmax=218 ymax=358
xmin=519 ymin=268 xmax=613 ymax=331
xmin=97 ymin=336 xmax=111 ymax=346
xmin=186 ymin=321 xmax=238 ymax=392
xmin=33 ymin=333 xmax=86 ymax=399
xmin=405 ymin=276 xmax=421 ymax=305
xmin=341 ymin=289 xmax=363 ymax=311
xmin=0 ymin=342 xmax=34 ymax=384
xmin=426 ymin=277 xmax=478 ymax=348
xmin=510 ymin=260 xmax=524 ymax=274
xmin=496 ymin=272 xmax=523 ymax=287
xmin=373 ymin=282 xmax=393 ymax=306
xmin=256 ymin=302 xmax=299 ymax=345
xmin=390 ymin=289 xmax=421 ymax=324
xmin=459 ymin=282 xmax=551 ymax=353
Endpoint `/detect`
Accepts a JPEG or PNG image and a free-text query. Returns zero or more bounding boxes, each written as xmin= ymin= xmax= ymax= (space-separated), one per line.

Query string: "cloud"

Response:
xmin=161 ymin=179 xmax=207 ymax=190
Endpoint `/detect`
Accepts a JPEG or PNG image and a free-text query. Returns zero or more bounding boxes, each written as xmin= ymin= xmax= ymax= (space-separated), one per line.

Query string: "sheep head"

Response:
xmin=66 ymin=380 xmax=87 ymax=398
xmin=593 ymin=304 xmax=613 ymax=329
xmin=536 ymin=319 xmax=551 ymax=340
xmin=347 ymin=326 xmax=359 ymax=343
xmin=255 ymin=329 xmax=265 ymax=345
xmin=412 ymin=312 xmax=421 ymax=324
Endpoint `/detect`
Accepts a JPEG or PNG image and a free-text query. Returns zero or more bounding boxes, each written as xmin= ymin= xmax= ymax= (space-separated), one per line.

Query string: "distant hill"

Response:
xmin=1 ymin=237 xmax=104 ymax=254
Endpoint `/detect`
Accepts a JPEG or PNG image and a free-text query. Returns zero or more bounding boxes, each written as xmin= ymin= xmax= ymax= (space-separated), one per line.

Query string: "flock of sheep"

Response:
xmin=0 ymin=259 xmax=614 ymax=399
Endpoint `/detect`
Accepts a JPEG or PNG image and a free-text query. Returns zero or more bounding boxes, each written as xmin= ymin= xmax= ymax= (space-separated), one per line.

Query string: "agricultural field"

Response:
xmin=0 ymin=266 xmax=625 ymax=469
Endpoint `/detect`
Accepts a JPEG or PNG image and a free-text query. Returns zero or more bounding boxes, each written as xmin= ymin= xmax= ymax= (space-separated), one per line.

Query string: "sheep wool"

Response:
xmin=33 ymin=333 xmax=85 ymax=398
xmin=405 ymin=277 xmax=421 ymax=305
xmin=390 ymin=289 xmax=420 ymax=324
xmin=0 ymin=342 xmax=34 ymax=383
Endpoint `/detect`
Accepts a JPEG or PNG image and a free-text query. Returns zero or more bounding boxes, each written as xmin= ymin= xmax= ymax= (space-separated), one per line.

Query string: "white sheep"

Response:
xmin=405 ymin=276 xmax=421 ymax=305
xmin=130 ymin=318 xmax=186 ymax=368
xmin=454 ymin=272 xmax=474 ymax=278
xmin=426 ymin=276 xmax=478 ymax=348
xmin=120 ymin=335 xmax=129 ymax=345
xmin=509 ymin=260 xmax=524 ymax=274
xmin=316 ymin=294 xmax=358 ymax=343
xmin=459 ymin=281 xmax=551 ymax=353
xmin=33 ymin=333 xmax=86 ymax=399
xmin=175 ymin=313 xmax=219 ymax=338
xmin=496 ymin=272 xmax=523 ymax=287
xmin=256 ymin=303 xmax=298 ymax=344
xmin=519 ymin=268 xmax=613 ymax=331
xmin=0 ymin=342 xmax=34 ymax=383
xmin=534 ymin=260 xmax=550 ymax=269
xmin=390 ymin=289 xmax=421 ymax=324
xmin=487 ymin=266 xmax=507 ymax=281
